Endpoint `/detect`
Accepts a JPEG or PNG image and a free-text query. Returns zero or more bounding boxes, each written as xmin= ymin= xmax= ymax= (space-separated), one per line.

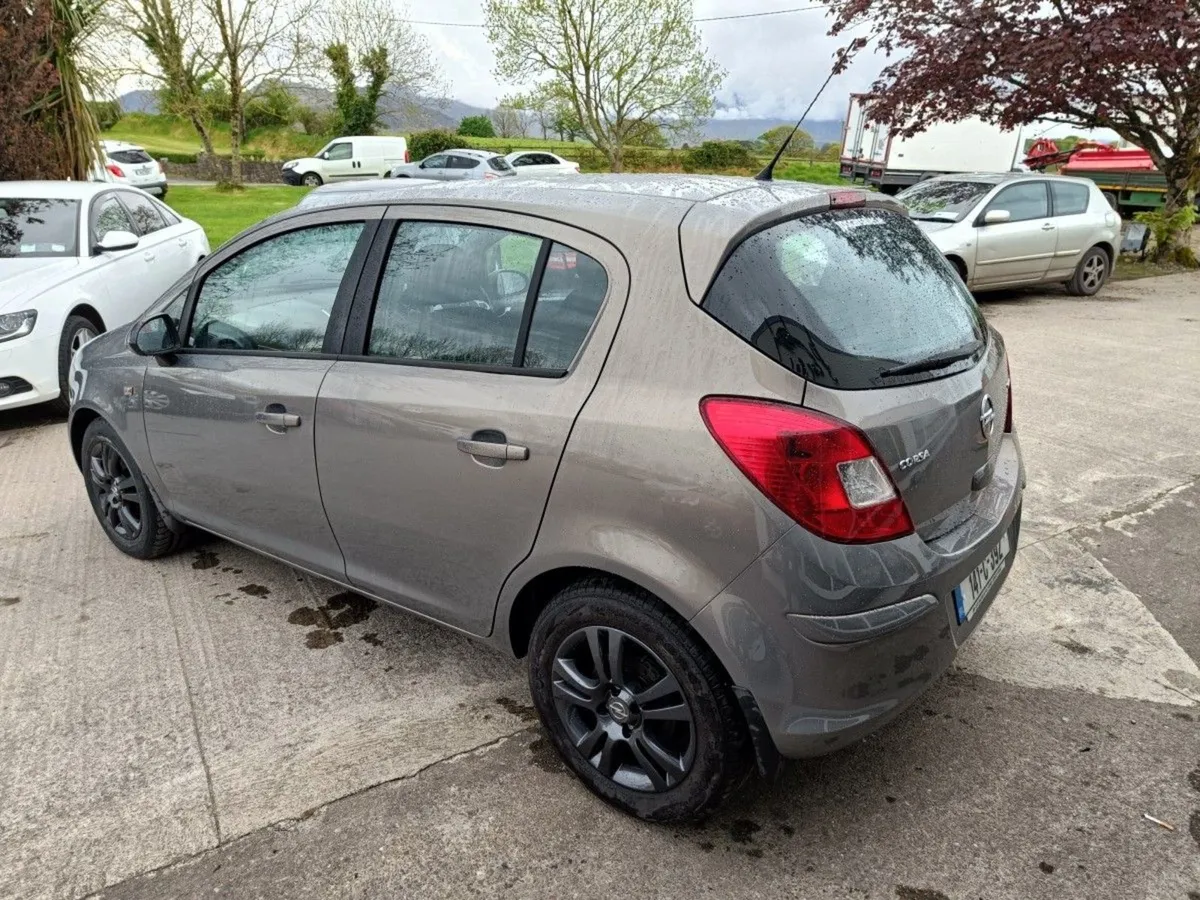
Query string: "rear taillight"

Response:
xmin=106 ymin=163 xmax=124 ymax=178
xmin=828 ymin=190 xmax=866 ymax=209
xmin=1004 ymin=358 xmax=1014 ymax=433
xmin=404 ymin=150 xmax=411 ymax=163
xmin=700 ymin=397 xmax=914 ymax=544
xmin=484 ymin=172 xmax=497 ymax=180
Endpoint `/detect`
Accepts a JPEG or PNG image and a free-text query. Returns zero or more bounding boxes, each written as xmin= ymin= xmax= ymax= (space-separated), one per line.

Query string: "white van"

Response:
xmin=281 ymin=136 xmax=409 ymax=186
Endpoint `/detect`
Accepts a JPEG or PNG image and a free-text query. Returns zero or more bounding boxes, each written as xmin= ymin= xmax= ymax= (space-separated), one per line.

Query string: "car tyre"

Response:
xmin=302 ymin=172 xmax=323 ymax=187
xmin=81 ymin=418 xmax=190 ymax=559
xmin=51 ymin=315 xmax=99 ymax=415
xmin=1067 ymin=246 xmax=1109 ymax=296
xmin=528 ymin=579 xmax=752 ymax=822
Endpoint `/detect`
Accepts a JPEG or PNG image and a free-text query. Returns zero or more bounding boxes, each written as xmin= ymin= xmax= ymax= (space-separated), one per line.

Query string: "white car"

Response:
xmin=503 ymin=151 xmax=580 ymax=175
xmin=899 ymin=172 xmax=1120 ymax=295
xmin=0 ymin=182 xmax=209 ymax=413
xmin=92 ymin=140 xmax=169 ymax=197
xmin=282 ymin=136 xmax=410 ymax=187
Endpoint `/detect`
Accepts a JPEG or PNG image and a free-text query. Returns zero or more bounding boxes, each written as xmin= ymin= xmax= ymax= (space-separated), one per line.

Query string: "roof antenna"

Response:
xmin=755 ymin=68 xmax=839 ymax=182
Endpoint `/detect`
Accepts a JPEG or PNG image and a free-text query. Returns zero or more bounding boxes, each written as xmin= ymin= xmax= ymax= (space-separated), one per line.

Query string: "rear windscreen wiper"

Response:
xmin=881 ymin=340 xmax=983 ymax=378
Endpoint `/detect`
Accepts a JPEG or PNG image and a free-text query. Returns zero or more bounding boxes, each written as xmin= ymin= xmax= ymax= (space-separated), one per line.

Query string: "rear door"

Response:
xmin=314 ymin=206 xmax=628 ymax=634
xmin=972 ymin=180 xmax=1055 ymax=287
xmin=142 ymin=208 xmax=382 ymax=579
xmin=702 ymin=204 xmax=1008 ymax=540
xmin=115 ymin=189 xmax=185 ymax=300
xmin=445 ymin=154 xmax=478 ymax=181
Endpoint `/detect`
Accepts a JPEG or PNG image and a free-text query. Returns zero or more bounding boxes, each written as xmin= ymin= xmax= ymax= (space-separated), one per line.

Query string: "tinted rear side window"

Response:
xmin=1051 ymin=182 xmax=1090 ymax=215
xmin=703 ymin=208 xmax=984 ymax=390
xmin=487 ymin=157 xmax=512 ymax=171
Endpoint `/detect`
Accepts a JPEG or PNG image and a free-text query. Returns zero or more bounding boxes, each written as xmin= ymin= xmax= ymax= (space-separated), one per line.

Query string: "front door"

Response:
xmin=972 ymin=180 xmax=1055 ymax=287
xmin=416 ymin=154 xmax=449 ymax=180
xmin=322 ymin=141 xmax=357 ymax=181
xmin=315 ymin=208 xmax=627 ymax=634
xmin=142 ymin=209 xmax=381 ymax=579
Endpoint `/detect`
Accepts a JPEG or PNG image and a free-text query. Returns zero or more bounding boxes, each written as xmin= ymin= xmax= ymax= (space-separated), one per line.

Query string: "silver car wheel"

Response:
xmin=1081 ymin=254 xmax=1106 ymax=292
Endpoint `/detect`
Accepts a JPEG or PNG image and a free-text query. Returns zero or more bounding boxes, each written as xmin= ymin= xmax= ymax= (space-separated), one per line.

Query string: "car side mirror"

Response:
xmin=980 ymin=209 xmax=1012 ymax=226
xmin=96 ymin=230 xmax=139 ymax=252
xmin=129 ymin=313 xmax=180 ymax=357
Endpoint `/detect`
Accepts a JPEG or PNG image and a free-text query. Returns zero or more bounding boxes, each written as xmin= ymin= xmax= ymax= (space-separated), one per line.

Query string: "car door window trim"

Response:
xmin=513 ymin=238 xmax=553 ymax=367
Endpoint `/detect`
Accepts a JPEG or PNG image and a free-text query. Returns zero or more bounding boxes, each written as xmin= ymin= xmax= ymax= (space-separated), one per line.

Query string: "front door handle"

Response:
xmin=1041 ymin=222 xmax=1056 ymax=230
xmin=456 ymin=437 xmax=529 ymax=461
xmin=256 ymin=410 xmax=301 ymax=432
xmin=177 ymin=237 xmax=188 ymax=247
xmin=143 ymin=251 xmax=157 ymax=261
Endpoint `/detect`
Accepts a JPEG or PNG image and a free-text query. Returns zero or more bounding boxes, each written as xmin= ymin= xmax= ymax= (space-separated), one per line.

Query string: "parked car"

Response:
xmin=68 ymin=175 xmax=1022 ymax=823
xmin=898 ymin=173 xmax=1120 ymax=294
xmin=505 ymin=150 xmax=580 ymax=175
xmin=0 ymin=182 xmax=208 ymax=414
xmin=92 ymin=140 xmax=169 ymax=197
xmin=282 ymin=136 xmax=410 ymax=187
xmin=388 ymin=149 xmax=517 ymax=181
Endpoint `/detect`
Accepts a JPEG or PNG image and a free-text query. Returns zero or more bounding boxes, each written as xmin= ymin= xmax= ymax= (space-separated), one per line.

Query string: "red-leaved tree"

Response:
xmin=828 ymin=0 xmax=1199 ymax=263
xmin=0 ymin=0 xmax=62 ymax=180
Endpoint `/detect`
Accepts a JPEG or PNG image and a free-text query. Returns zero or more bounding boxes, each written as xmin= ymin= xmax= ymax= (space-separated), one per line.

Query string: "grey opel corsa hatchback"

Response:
xmin=69 ymin=175 xmax=1023 ymax=822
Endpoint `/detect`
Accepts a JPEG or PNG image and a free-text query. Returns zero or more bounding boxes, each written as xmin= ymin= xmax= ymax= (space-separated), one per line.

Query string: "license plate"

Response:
xmin=953 ymin=533 xmax=1011 ymax=623
xmin=137 ymin=166 xmax=152 ymax=175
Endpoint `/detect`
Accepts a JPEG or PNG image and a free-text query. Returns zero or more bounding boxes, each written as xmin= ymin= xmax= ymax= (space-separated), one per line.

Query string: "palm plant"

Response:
xmin=43 ymin=0 xmax=107 ymax=180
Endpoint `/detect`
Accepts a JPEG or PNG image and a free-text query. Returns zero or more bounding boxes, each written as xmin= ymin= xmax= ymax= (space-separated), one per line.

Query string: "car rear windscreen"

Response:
xmin=702 ymin=207 xmax=985 ymax=390
xmin=109 ymin=149 xmax=154 ymax=165
xmin=0 ymin=198 xmax=79 ymax=258
xmin=487 ymin=157 xmax=512 ymax=171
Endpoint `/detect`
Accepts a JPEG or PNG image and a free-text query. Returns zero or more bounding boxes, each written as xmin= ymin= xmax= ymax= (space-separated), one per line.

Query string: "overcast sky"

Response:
xmin=411 ymin=0 xmax=880 ymax=121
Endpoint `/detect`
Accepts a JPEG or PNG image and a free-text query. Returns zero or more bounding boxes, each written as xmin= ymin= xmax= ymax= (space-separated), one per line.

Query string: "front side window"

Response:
xmin=984 ymin=182 xmax=1049 ymax=222
xmin=0 ymin=198 xmax=79 ymax=258
xmin=703 ymin=208 xmax=984 ymax=390
xmin=92 ymin=197 xmax=135 ymax=245
xmin=120 ymin=191 xmax=167 ymax=235
xmin=421 ymin=155 xmax=447 ymax=170
xmin=188 ymin=222 xmax=364 ymax=353
xmin=1051 ymin=182 xmax=1090 ymax=216
xmin=325 ymin=142 xmax=352 ymax=161
xmin=368 ymin=222 xmax=541 ymax=365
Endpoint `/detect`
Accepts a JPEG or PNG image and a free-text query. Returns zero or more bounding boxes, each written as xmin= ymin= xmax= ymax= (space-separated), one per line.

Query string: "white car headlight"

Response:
xmin=282 ymin=160 xmax=299 ymax=170
xmin=0 ymin=310 xmax=37 ymax=343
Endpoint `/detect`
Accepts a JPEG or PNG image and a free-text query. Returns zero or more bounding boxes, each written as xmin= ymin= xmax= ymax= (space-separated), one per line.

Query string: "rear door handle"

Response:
xmin=143 ymin=251 xmax=156 ymax=261
xmin=456 ymin=437 xmax=529 ymax=461
xmin=177 ymin=237 xmax=188 ymax=247
xmin=256 ymin=410 xmax=301 ymax=430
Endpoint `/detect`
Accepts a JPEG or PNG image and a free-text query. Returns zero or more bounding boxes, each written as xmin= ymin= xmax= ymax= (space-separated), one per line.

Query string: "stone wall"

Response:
xmin=164 ymin=155 xmax=284 ymax=184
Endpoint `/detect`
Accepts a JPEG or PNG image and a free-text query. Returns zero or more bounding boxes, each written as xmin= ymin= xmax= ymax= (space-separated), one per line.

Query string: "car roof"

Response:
xmin=445 ymin=148 xmax=498 ymax=159
xmin=918 ymin=171 xmax=1095 ymax=186
xmin=290 ymin=173 xmax=904 ymax=300
xmin=100 ymin=140 xmax=145 ymax=152
xmin=0 ymin=181 xmax=125 ymax=200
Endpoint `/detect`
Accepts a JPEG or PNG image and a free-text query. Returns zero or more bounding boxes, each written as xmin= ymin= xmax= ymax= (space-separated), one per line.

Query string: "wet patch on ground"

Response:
xmin=526 ymin=735 xmax=566 ymax=774
xmin=1054 ymin=638 xmax=1094 ymax=656
xmin=727 ymin=819 xmax=761 ymax=844
xmin=191 ymin=550 xmax=219 ymax=570
xmin=1 ymin=596 xmax=19 ymax=606
xmin=238 ymin=584 xmax=271 ymax=598
xmin=286 ymin=592 xmax=378 ymax=650
xmin=360 ymin=632 xmax=383 ymax=647
xmin=896 ymin=888 xmax=951 ymax=900
xmin=495 ymin=697 xmax=538 ymax=723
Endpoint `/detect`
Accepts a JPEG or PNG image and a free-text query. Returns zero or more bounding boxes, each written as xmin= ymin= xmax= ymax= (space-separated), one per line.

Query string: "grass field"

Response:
xmin=165 ymin=185 xmax=310 ymax=247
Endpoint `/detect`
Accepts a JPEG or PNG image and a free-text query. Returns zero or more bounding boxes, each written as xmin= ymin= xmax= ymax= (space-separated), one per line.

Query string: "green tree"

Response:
xmin=758 ymin=124 xmax=814 ymax=157
xmin=325 ymin=42 xmax=390 ymax=135
xmin=458 ymin=115 xmax=495 ymax=138
xmin=484 ymin=0 xmax=723 ymax=171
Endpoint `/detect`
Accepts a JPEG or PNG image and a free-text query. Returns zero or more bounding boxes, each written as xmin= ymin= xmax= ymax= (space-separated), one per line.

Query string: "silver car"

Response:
xmin=388 ymin=148 xmax=517 ymax=181
xmin=68 ymin=176 xmax=1023 ymax=822
xmin=898 ymin=173 xmax=1120 ymax=295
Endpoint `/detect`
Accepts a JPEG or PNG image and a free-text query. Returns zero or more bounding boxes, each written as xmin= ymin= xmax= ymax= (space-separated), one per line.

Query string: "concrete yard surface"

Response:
xmin=1 ymin=274 xmax=1198 ymax=900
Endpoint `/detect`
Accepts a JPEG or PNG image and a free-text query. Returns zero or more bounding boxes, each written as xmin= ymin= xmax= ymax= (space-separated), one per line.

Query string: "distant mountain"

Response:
xmin=118 ymin=90 xmax=159 ymax=114
xmin=700 ymin=117 xmax=844 ymax=146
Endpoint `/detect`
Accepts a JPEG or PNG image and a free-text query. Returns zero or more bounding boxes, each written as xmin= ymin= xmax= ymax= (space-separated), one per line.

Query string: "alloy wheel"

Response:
xmin=551 ymin=626 xmax=696 ymax=792
xmin=71 ymin=325 xmax=96 ymax=355
xmin=87 ymin=440 xmax=143 ymax=540
xmin=1081 ymin=254 xmax=1106 ymax=292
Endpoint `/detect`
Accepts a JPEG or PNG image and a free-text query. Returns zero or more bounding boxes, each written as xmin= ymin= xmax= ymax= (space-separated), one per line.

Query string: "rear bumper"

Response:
xmin=691 ymin=434 xmax=1024 ymax=759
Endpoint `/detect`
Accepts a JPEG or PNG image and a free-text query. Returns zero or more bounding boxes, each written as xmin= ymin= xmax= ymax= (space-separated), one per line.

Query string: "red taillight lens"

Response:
xmin=828 ymin=189 xmax=866 ymax=209
xmin=1004 ymin=358 xmax=1014 ymax=433
xmin=701 ymin=397 xmax=914 ymax=544
xmin=106 ymin=163 xmax=124 ymax=178
xmin=404 ymin=150 xmax=411 ymax=163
